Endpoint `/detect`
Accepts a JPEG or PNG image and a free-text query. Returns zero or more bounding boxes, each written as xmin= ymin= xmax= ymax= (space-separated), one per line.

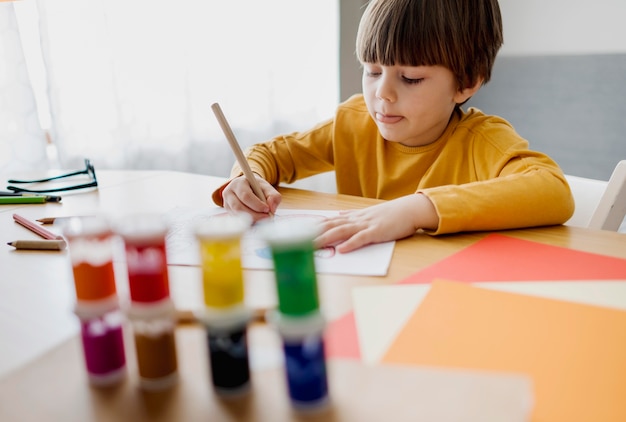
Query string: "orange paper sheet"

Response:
xmin=382 ymin=280 xmax=626 ymax=422
xmin=326 ymin=234 xmax=626 ymax=360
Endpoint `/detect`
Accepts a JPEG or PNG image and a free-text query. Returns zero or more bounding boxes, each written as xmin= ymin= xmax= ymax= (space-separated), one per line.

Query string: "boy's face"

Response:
xmin=361 ymin=63 xmax=474 ymax=147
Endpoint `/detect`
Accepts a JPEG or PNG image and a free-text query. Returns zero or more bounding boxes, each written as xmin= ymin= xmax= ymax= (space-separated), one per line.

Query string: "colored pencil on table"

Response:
xmin=0 ymin=196 xmax=47 ymax=204
xmin=12 ymin=213 xmax=64 ymax=240
xmin=36 ymin=217 xmax=62 ymax=224
xmin=7 ymin=239 xmax=67 ymax=251
xmin=0 ymin=192 xmax=62 ymax=202
xmin=36 ymin=216 xmax=91 ymax=224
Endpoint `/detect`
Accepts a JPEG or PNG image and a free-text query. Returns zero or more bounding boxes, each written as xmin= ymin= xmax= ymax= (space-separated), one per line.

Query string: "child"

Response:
xmin=212 ymin=0 xmax=574 ymax=253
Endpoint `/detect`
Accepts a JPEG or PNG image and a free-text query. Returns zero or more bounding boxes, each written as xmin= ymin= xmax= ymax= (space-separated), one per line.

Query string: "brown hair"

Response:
xmin=356 ymin=0 xmax=503 ymax=89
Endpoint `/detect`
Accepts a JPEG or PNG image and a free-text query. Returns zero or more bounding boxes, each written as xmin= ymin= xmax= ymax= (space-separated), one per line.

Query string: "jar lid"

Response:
xmin=126 ymin=298 xmax=176 ymax=320
xmin=195 ymin=305 xmax=252 ymax=331
xmin=61 ymin=216 xmax=112 ymax=239
xmin=256 ymin=217 xmax=321 ymax=247
xmin=266 ymin=310 xmax=326 ymax=340
xmin=74 ymin=296 xmax=120 ymax=320
xmin=114 ymin=213 xmax=169 ymax=244
xmin=194 ymin=213 xmax=252 ymax=240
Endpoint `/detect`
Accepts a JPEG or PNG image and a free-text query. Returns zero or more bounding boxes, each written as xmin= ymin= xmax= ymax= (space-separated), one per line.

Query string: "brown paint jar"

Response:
xmin=129 ymin=301 xmax=179 ymax=391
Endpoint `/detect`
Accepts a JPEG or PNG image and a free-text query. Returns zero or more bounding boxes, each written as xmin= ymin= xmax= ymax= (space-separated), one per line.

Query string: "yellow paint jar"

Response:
xmin=194 ymin=213 xmax=252 ymax=309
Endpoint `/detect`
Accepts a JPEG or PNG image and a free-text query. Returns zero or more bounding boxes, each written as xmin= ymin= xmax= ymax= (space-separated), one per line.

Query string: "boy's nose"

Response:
xmin=376 ymin=75 xmax=397 ymax=102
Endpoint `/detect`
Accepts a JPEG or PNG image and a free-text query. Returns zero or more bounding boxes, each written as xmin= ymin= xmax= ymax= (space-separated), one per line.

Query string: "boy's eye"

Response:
xmin=402 ymin=76 xmax=424 ymax=85
xmin=364 ymin=69 xmax=381 ymax=77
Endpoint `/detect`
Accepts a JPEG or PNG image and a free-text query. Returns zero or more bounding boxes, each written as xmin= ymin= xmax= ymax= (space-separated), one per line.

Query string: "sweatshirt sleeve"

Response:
xmin=211 ymin=118 xmax=336 ymax=206
xmin=420 ymin=137 xmax=575 ymax=235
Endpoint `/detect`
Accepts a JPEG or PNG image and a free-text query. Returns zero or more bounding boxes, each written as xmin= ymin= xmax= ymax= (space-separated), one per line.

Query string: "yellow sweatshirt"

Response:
xmin=213 ymin=94 xmax=574 ymax=234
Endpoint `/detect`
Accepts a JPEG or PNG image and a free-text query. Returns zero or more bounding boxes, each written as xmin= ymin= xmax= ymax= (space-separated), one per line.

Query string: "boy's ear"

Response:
xmin=454 ymin=77 xmax=484 ymax=104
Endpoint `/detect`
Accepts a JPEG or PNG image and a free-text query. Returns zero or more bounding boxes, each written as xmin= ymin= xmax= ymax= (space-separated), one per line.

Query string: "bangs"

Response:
xmin=356 ymin=0 xmax=449 ymax=68
xmin=355 ymin=0 xmax=503 ymax=88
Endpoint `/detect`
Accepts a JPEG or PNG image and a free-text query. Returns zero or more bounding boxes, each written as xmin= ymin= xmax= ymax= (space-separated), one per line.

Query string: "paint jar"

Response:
xmin=194 ymin=213 xmax=252 ymax=310
xmin=128 ymin=301 xmax=179 ymax=391
xmin=268 ymin=311 xmax=330 ymax=412
xmin=198 ymin=306 xmax=252 ymax=397
xmin=115 ymin=214 xmax=171 ymax=306
xmin=63 ymin=216 xmax=118 ymax=308
xmin=74 ymin=304 xmax=127 ymax=387
xmin=257 ymin=218 xmax=321 ymax=317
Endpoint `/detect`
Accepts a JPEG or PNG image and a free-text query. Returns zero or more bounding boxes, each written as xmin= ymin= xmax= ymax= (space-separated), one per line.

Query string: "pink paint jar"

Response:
xmin=74 ymin=304 xmax=127 ymax=387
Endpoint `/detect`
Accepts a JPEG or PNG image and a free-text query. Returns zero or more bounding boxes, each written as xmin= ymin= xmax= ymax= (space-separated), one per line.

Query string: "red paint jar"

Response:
xmin=115 ymin=214 xmax=171 ymax=305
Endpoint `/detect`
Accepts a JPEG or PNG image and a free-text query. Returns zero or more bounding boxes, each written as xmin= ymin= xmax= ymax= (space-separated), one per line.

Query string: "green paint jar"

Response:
xmin=257 ymin=218 xmax=321 ymax=317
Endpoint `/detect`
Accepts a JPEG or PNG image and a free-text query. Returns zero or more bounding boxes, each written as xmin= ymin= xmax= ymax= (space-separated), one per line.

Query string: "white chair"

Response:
xmin=589 ymin=160 xmax=626 ymax=231
xmin=565 ymin=160 xmax=626 ymax=232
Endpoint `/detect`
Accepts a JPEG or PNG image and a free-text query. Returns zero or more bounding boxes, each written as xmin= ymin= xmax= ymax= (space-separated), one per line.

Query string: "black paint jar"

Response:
xmin=201 ymin=306 xmax=252 ymax=397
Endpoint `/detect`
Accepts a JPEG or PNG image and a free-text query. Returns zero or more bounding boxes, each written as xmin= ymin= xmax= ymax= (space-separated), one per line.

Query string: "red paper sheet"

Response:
xmin=325 ymin=233 xmax=626 ymax=360
xmin=398 ymin=233 xmax=626 ymax=284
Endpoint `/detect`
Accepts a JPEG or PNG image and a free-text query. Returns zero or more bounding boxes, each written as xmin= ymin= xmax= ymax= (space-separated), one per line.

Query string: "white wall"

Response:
xmin=340 ymin=0 xmax=626 ymax=94
xmin=499 ymin=0 xmax=626 ymax=55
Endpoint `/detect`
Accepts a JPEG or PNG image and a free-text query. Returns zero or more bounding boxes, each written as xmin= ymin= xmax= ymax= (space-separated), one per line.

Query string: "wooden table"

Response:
xmin=1 ymin=170 xmax=625 ymax=421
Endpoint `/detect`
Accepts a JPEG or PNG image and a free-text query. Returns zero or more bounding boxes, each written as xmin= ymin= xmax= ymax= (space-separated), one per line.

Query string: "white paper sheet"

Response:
xmin=164 ymin=207 xmax=395 ymax=276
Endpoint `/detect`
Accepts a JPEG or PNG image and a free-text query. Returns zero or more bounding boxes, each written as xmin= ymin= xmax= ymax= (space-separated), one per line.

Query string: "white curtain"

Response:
xmin=26 ymin=0 xmax=339 ymax=177
xmin=0 ymin=3 xmax=48 ymax=174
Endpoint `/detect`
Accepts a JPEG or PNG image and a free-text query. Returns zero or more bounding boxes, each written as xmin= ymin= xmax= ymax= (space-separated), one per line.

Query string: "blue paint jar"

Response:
xmin=269 ymin=311 xmax=330 ymax=412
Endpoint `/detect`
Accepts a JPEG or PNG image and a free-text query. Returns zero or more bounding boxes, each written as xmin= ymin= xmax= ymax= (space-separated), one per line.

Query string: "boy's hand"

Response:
xmin=314 ymin=194 xmax=438 ymax=253
xmin=221 ymin=175 xmax=281 ymax=222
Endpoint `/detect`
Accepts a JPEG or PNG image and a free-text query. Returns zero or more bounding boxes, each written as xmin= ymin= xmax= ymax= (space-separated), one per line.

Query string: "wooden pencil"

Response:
xmin=210 ymin=102 xmax=269 ymax=205
xmin=36 ymin=216 xmax=91 ymax=224
xmin=7 ymin=239 xmax=67 ymax=250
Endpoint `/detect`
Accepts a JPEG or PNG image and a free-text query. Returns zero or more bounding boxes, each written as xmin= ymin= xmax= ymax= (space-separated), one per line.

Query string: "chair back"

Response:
xmin=588 ymin=160 xmax=626 ymax=231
